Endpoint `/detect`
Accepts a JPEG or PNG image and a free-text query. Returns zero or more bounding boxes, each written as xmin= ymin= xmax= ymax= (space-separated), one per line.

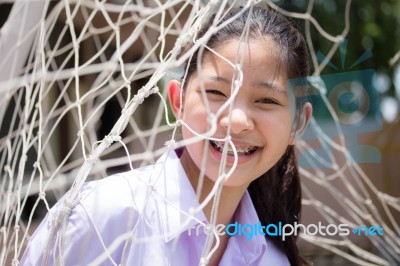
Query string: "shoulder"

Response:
xmin=41 ymin=164 xmax=158 ymax=234
xmin=20 ymin=167 xmax=158 ymax=265
xmin=21 ymin=152 xmax=186 ymax=265
xmin=74 ymin=165 xmax=156 ymax=218
xmin=54 ymin=150 xmax=182 ymax=223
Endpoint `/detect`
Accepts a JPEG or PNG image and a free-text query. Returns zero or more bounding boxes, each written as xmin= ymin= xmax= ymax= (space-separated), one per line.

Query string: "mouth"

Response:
xmin=209 ymin=140 xmax=258 ymax=156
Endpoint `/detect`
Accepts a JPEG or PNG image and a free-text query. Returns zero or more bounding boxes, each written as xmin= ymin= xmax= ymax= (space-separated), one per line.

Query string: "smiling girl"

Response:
xmin=22 ymin=5 xmax=312 ymax=266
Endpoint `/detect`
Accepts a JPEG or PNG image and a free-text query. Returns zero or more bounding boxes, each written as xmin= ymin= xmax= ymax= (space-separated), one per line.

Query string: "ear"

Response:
xmin=290 ymin=102 xmax=313 ymax=145
xmin=167 ymin=79 xmax=184 ymax=119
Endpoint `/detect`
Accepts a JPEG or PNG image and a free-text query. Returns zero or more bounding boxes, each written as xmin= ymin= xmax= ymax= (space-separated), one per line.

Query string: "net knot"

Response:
xmin=4 ymin=165 xmax=11 ymax=173
xmin=62 ymin=206 xmax=73 ymax=216
xmin=51 ymin=216 xmax=60 ymax=228
xmin=249 ymin=0 xmax=262 ymax=4
xmin=365 ymin=199 xmax=372 ymax=205
xmin=103 ymin=135 xmax=122 ymax=148
xmin=175 ymin=120 xmax=182 ymax=127
xmin=165 ymin=140 xmax=177 ymax=149
xmin=77 ymin=130 xmax=84 ymax=137
xmin=87 ymin=155 xmax=98 ymax=164
xmin=337 ymin=35 xmax=345 ymax=43
xmin=139 ymin=10 xmax=148 ymax=18
xmin=207 ymin=114 xmax=216 ymax=125
xmin=209 ymin=0 xmax=219 ymax=6
xmin=33 ymin=161 xmax=40 ymax=168
xmin=188 ymin=207 xmax=196 ymax=215
xmin=38 ymin=191 xmax=46 ymax=200
xmin=308 ymin=76 xmax=327 ymax=94
xmin=62 ymin=198 xmax=77 ymax=216
xmin=112 ymin=25 xmax=119 ymax=32
xmin=234 ymin=79 xmax=241 ymax=87
xmin=64 ymin=198 xmax=76 ymax=208
xmin=234 ymin=63 xmax=241 ymax=71
xmin=135 ymin=90 xmax=146 ymax=104
xmin=14 ymin=225 xmax=20 ymax=231
xmin=95 ymin=1 xmax=103 ymax=10
xmin=11 ymin=259 xmax=19 ymax=265
xmin=200 ymin=257 xmax=209 ymax=266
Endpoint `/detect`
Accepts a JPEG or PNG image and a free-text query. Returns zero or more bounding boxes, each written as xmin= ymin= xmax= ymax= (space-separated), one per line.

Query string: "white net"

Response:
xmin=0 ymin=0 xmax=399 ymax=265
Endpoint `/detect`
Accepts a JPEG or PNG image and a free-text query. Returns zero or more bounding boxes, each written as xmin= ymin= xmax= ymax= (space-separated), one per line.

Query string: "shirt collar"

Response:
xmin=150 ymin=149 xmax=207 ymax=242
xmin=228 ymin=190 xmax=268 ymax=264
xmin=150 ymin=149 xmax=268 ymax=264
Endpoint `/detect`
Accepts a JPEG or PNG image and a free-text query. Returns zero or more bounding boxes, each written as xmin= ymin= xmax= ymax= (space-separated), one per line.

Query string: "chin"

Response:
xmin=205 ymin=171 xmax=255 ymax=188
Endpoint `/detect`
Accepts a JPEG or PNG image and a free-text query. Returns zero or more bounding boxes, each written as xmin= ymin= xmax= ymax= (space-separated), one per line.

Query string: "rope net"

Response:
xmin=0 ymin=0 xmax=399 ymax=265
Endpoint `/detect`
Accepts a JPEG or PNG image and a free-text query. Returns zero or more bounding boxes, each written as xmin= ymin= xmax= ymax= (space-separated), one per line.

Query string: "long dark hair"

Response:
xmin=180 ymin=6 xmax=310 ymax=266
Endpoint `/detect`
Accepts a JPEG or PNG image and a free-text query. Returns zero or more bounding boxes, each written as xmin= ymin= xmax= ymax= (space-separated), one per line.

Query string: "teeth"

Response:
xmin=236 ymin=146 xmax=256 ymax=153
xmin=210 ymin=141 xmax=257 ymax=155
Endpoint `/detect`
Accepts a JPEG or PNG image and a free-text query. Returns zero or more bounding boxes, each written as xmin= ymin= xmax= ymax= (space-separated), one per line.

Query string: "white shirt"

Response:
xmin=21 ymin=150 xmax=290 ymax=265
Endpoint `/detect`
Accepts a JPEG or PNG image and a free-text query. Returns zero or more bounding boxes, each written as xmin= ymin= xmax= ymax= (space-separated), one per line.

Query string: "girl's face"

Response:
xmin=169 ymin=38 xmax=295 ymax=187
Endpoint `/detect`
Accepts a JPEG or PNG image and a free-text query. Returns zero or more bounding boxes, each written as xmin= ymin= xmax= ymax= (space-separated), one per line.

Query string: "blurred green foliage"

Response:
xmin=278 ymin=0 xmax=400 ymax=96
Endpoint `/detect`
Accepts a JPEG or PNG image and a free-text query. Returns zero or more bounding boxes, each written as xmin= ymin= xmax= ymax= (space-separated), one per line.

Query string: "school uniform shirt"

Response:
xmin=21 ymin=149 xmax=290 ymax=265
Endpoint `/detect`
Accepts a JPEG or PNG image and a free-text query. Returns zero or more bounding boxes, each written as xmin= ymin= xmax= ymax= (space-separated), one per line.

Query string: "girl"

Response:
xmin=21 ymin=6 xmax=312 ymax=266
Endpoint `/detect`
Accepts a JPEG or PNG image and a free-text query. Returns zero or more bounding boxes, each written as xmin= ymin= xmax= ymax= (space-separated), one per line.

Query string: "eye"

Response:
xmin=255 ymin=97 xmax=281 ymax=105
xmin=205 ymin=90 xmax=226 ymax=97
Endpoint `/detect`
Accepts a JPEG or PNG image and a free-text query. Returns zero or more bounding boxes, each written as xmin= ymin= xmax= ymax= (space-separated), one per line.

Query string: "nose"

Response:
xmin=220 ymin=108 xmax=254 ymax=134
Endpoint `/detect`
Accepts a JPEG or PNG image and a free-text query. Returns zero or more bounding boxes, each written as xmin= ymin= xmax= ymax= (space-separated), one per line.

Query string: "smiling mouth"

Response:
xmin=209 ymin=140 xmax=258 ymax=156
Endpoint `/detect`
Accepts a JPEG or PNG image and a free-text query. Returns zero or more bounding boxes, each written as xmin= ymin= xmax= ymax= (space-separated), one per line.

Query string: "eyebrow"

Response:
xmin=254 ymin=81 xmax=287 ymax=95
xmin=205 ymin=75 xmax=287 ymax=95
xmin=207 ymin=75 xmax=231 ymax=84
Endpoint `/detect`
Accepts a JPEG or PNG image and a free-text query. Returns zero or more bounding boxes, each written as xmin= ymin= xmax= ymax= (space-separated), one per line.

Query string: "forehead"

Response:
xmin=196 ymin=38 xmax=287 ymax=92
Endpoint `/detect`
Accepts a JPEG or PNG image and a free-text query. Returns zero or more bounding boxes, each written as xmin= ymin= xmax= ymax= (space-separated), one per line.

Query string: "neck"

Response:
xmin=180 ymin=149 xmax=248 ymax=226
xmin=204 ymin=184 xmax=246 ymax=226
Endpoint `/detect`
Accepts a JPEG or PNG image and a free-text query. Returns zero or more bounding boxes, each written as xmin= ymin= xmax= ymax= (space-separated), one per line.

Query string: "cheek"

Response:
xmin=262 ymin=111 xmax=293 ymax=141
xmin=182 ymin=95 xmax=213 ymax=134
xmin=182 ymin=109 xmax=209 ymax=135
